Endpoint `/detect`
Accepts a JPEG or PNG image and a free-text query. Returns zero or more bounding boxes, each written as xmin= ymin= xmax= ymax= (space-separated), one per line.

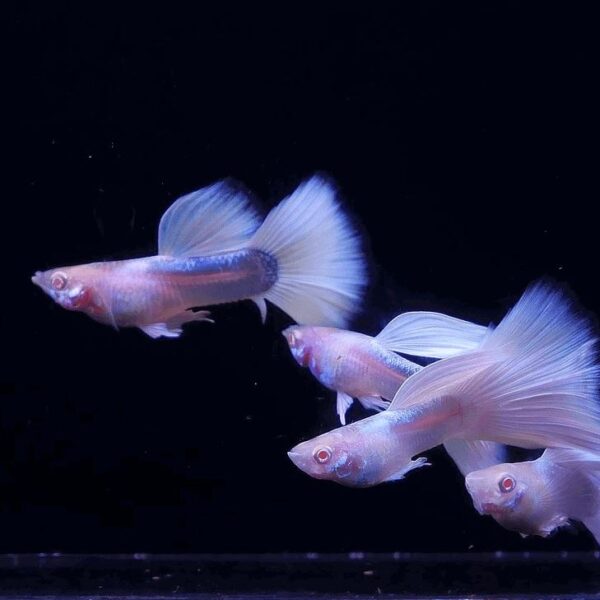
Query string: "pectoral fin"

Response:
xmin=383 ymin=456 xmax=430 ymax=482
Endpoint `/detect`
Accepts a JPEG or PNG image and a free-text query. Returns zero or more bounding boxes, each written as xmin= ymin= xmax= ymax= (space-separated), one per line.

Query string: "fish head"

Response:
xmin=283 ymin=325 xmax=318 ymax=367
xmin=32 ymin=264 xmax=110 ymax=321
xmin=287 ymin=426 xmax=371 ymax=487
xmin=465 ymin=463 xmax=532 ymax=529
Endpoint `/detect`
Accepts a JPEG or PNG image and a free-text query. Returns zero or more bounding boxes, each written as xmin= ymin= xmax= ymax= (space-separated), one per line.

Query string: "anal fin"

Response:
xmin=358 ymin=395 xmax=390 ymax=412
xmin=336 ymin=391 xmax=354 ymax=425
xmin=139 ymin=310 xmax=213 ymax=339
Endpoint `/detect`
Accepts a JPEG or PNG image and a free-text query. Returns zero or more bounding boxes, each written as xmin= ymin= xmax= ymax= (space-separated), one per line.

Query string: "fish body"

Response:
xmin=33 ymin=251 xmax=276 ymax=332
xmin=284 ymin=312 xmax=488 ymax=424
xmin=288 ymin=282 xmax=600 ymax=488
xmin=465 ymin=448 xmax=600 ymax=542
xmin=288 ymin=393 xmax=463 ymax=487
xmin=33 ymin=176 xmax=367 ymax=337
xmin=284 ymin=326 xmax=419 ymax=417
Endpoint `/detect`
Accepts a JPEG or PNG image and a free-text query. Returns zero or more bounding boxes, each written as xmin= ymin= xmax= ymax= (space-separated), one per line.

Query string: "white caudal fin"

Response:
xmin=471 ymin=281 xmax=600 ymax=452
xmin=443 ymin=439 xmax=508 ymax=477
xmin=158 ymin=179 xmax=261 ymax=257
xmin=390 ymin=281 xmax=600 ymax=454
xmin=247 ymin=175 xmax=367 ymax=327
xmin=375 ymin=311 xmax=490 ymax=358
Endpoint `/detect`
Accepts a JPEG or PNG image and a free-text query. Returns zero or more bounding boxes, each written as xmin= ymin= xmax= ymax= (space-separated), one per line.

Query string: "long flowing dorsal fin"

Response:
xmin=158 ymin=179 xmax=260 ymax=257
xmin=375 ymin=311 xmax=490 ymax=358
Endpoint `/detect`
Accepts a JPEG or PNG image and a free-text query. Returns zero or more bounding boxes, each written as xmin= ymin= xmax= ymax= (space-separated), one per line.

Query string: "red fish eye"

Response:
xmin=51 ymin=272 xmax=67 ymax=290
xmin=314 ymin=447 xmax=332 ymax=464
xmin=499 ymin=475 xmax=515 ymax=493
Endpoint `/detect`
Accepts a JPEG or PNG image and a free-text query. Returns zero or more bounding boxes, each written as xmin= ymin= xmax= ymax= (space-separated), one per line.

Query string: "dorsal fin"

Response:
xmin=375 ymin=311 xmax=490 ymax=358
xmin=158 ymin=179 xmax=260 ymax=257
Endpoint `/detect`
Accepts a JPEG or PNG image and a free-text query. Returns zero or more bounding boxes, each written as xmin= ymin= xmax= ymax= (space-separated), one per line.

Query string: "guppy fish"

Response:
xmin=32 ymin=176 xmax=366 ymax=337
xmin=288 ymin=282 xmax=600 ymax=487
xmin=284 ymin=312 xmax=506 ymax=477
xmin=283 ymin=312 xmax=489 ymax=424
xmin=465 ymin=447 xmax=600 ymax=544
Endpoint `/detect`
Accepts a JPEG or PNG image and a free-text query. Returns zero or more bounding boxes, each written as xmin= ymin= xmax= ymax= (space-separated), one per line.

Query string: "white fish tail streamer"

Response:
xmin=248 ymin=175 xmax=367 ymax=327
xmin=390 ymin=281 xmax=600 ymax=454
xmin=443 ymin=439 xmax=508 ymax=476
xmin=462 ymin=281 xmax=600 ymax=452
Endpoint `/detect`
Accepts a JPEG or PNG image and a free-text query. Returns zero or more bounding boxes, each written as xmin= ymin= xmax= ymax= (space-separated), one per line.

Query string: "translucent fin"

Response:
xmin=247 ymin=175 xmax=367 ymax=328
xmin=375 ymin=311 xmax=490 ymax=358
xmin=383 ymin=456 xmax=429 ymax=482
xmin=140 ymin=323 xmax=182 ymax=339
xmin=539 ymin=448 xmax=600 ymax=520
xmin=443 ymin=439 xmax=508 ymax=476
xmin=158 ymin=180 xmax=260 ymax=257
xmin=389 ymin=350 xmax=497 ymax=411
xmin=252 ymin=297 xmax=268 ymax=323
xmin=139 ymin=310 xmax=213 ymax=339
xmin=337 ymin=391 xmax=354 ymax=425
xmin=466 ymin=282 xmax=600 ymax=452
xmin=358 ymin=395 xmax=390 ymax=412
xmin=390 ymin=281 xmax=600 ymax=454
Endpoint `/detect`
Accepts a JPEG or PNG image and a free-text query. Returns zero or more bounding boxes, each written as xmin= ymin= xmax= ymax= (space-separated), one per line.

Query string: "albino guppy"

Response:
xmin=283 ymin=312 xmax=505 ymax=476
xmin=283 ymin=312 xmax=490 ymax=423
xmin=465 ymin=447 xmax=600 ymax=544
xmin=288 ymin=282 xmax=600 ymax=487
xmin=32 ymin=176 xmax=366 ymax=338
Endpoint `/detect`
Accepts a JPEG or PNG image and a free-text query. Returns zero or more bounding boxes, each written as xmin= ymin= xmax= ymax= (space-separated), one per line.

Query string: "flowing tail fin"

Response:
xmin=375 ymin=311 xmax=491 ymax=359
xmin=443 ymin=439 xmax=508 ymax=476
xmin=390 ymin=281 xmax=600 ymax=453
xmin=465 ymin=282 xmax=600 ymax=452
xmin=247 ymin=175 xmax=367 ymax=327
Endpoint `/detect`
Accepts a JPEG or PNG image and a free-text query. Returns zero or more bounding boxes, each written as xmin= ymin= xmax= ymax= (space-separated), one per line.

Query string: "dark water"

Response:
xmin=1 ymin=553 xmax=599 ymax=598
xmin=3 ymin=4 xmax=600 ymax=599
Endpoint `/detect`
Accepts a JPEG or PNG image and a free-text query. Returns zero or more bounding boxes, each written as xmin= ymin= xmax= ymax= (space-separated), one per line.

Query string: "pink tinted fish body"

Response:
xmin=34 ymin=251 xmax=276 ymax=333
xmin=32 ymin=176 xmax=367 ymax=338
xmin=284 ymin=316 xmax=505 ymax=476
xmin=465 ymin=448 xmax=600 ymax=543
xmin=284 ymin=313 xmax=489 ymax=423
xmin=284 ymin=326 xmax=420 ymax=416
xmin=288 ymin=282 xmax=600 ymax=488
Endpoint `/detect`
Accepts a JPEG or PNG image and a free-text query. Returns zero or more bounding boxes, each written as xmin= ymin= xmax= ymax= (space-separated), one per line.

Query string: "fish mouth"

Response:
xmin=287 ymin=449 xmax=310 ymax=473
xmin=481 ymin=502 xmax=506 ymax=516
xmin=31 ymin=271 xmax=42 ymax=286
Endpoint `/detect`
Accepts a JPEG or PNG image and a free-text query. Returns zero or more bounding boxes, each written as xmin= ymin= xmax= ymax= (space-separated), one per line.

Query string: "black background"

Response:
xmin=3 ymin=3 xmax=599 ymax=554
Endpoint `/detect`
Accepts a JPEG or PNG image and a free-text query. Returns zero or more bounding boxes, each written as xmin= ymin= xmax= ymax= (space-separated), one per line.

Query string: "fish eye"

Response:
xmin=499 ymin=475 xmax=516 ymax=493
xmin=51 ymin=272 xmax=68 ymax=290
xmin=313 ymin=446 xmax=332 ymax=464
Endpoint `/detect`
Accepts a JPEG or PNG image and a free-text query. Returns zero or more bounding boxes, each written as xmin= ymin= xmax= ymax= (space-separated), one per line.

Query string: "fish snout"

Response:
xmin=31 ymin=271 xmax=42 ymax=286
xmin=287 ymin=449 xmax=306 ymax=471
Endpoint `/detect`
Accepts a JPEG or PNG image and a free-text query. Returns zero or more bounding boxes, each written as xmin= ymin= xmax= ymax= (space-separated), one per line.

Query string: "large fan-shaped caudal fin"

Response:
xmin=247 ymin=175 xmax=367 ymax=327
